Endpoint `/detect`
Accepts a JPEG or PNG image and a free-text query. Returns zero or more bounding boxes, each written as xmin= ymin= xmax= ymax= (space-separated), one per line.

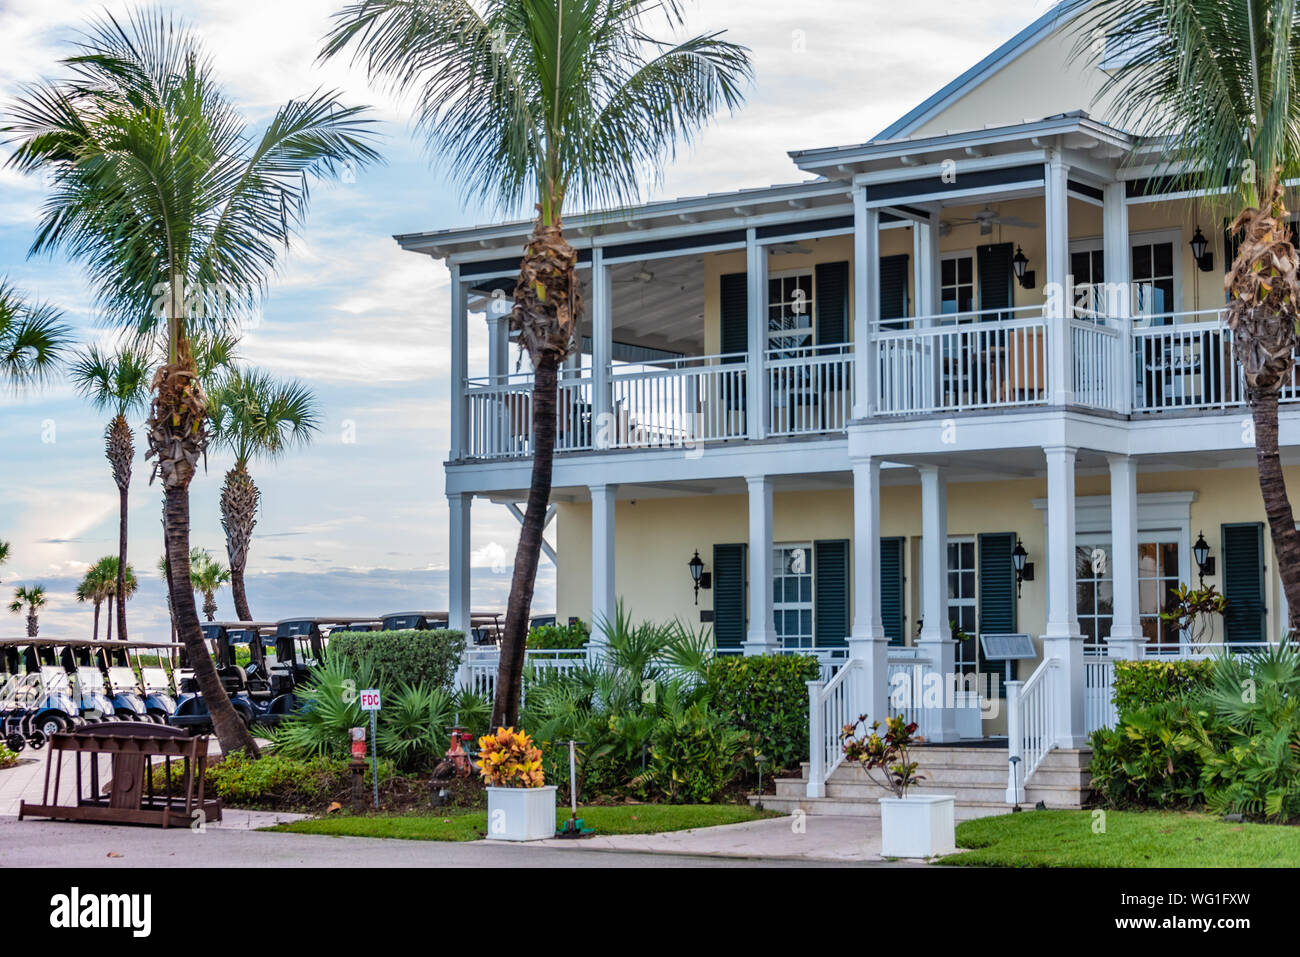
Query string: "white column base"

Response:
xmin=1043 ymin=632 xmax=1088 ymax=748
xmin=916 ymin=634 xmax=960 ymax=743
xmin=848 ymin=631 xmax=890 ymax=725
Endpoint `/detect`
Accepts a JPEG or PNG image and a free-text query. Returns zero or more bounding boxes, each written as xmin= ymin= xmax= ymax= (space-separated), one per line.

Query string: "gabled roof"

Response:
xmin=874 ymin=0 xmax=1089 ymax=141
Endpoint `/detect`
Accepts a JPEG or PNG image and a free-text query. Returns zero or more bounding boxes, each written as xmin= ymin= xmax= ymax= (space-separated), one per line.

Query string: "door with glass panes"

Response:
xmin=1076 ymin=534 xmax=1186 ymax=648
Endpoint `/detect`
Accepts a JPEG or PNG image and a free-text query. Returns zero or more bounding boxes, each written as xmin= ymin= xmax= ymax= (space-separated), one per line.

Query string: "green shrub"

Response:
xmin=636 ymin=691 xmax=747 ymax=803
xmin=1088 ymin=699 xmax=1215 ymax=809
xmin=1112 ymin=658 xmax=1214 ymax=717
xmin=327 ymin=629 xmax=464 ymax=689
xmin=704 ymin=654 xmax=820 ymax=771
xmin=0 ymin=742 xmax=18 ymax=769
xmin=206 ymin=751 xmax=395 ymax=807
xmin=269 ymin=656 xmax=375 ymax=759
xmin=527 ymin=619 xmax=590 ymax=650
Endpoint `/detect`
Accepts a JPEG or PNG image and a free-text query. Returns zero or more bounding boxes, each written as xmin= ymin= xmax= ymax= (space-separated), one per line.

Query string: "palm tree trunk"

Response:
xmin=1251 ymin=391 xmax=1300 ymax=633
xmin=105 ymin=595 xmax=114 ymax=641
xmin=108 ymin=413 xmax=133 ymax=643
xmin=203 ymin=592 xmax=217 ymax=622
xmin=221 ymin=464 xmax=258 ymax=621
xmin=491 ymin=353 xmax=559 ymax=729
xmin=26 ymin=610 xmax=36 ymax=638
xmin=164 ymin=484 xmax=259 ymax=755
xmin=92 ymin=602 xmax=100 ymax=641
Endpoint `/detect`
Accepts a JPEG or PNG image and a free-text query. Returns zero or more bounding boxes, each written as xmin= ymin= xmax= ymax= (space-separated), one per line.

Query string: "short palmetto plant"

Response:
xmin=188 ymin=549 xmax=231 ymax=623
xmin=322 ymin=0 xmax=752 ymax=729
xmin=4 ymin=8 xmax=379 ymax=756
xmin=841 ymin=714 xmax=925 ymax=800
xmin=208 ymin=368 xmax=320 ymax=620
xmin=1071 ymin=0 xmax=1300 ymax=629
xmin=0 ymin=279 xmax=72 ymax=391
xmin=70 ymin=345 xmax=152 ymax=642
xmin=9 ymin=585 xmax=46 ymax=638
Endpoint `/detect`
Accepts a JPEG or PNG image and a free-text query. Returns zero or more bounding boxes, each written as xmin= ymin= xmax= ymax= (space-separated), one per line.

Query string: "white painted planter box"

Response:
xmin=879 ymin=794 xmax=956 ymax=858
xmin=485 ymin=786 xmax=557 ymax=842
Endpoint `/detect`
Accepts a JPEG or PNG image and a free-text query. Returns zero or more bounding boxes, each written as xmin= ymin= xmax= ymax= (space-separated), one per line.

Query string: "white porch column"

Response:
xmin=1044 ymin=153 xmax=1073 ymax=407
xmin=913 ymin=212 xmax=941 ymax=318
xmin=745 ymin=229 xmax=768 ymax=440
xmin=852 ymin=190 xmax=880 ymax=419
xmin=449 ymin=265 xmax=468 ymax=460
xmin=1103 ymin=180 xmax=1133 ymax=414
xmin=448 ymin=492 xmax=471 ymax=638
xmin=917 ymin=465 xmax=958 ymax=743
xmin=1043 ymin=445 xmax=1087 ymax=747
xmin=743 ymin=474 xmax=779 ymax=654
xmin=1106 ymin=454 xmax=1144 ymax=659
xmin=591 ymin=247 xmax=613 ymax=444
xmin=850 ymin=456 xmax=889 ymax=723
xmin=486 ymin=311 xmax=508 ymax=380
xmin=589 ymin=483 xmax=617 ymax=655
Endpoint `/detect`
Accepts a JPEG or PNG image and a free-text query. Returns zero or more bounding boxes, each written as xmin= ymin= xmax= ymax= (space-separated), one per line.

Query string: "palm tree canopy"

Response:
xmin=0 ymin=279 xmax=73 ymax=390
xmin=1071 ymin=0 xmax=1300 ymax=203
xmin=188 ymin=548 xmax=231 ymax=593
xmin=208 ymin=367 xmax=321 ymax=465
xmin=69 ymin=343 xmax=153 ymax=417
xmin=9 ymin=584 xmax=46 ymax=613
xmin=77 ymin=560 xmax=112 ymax=604
xmin=4 ymin=7 xmax=382 ymax=347
xmin=321 ymin=0 xmax=751 ymax=222
xmin=93 ymin=555 xmax=139 ymax=600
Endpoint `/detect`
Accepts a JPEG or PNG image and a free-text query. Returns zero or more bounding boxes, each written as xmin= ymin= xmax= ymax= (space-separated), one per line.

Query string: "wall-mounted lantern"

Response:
xmin=1012 ymin=245 xmax=1035 ymax=289
xmin=1012 ymin=538 xmax=1035 ymax=598
xmin=1189 ymin=227 xmax=1215 ymax=272
xmin=1193 ymin=530 xmax=1216 ymax=584
xmin=688 ymin=550 xmax=711 ymax=605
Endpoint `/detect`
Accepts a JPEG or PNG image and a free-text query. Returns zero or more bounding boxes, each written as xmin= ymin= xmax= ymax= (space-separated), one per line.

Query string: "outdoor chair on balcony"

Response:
xmin=994 ymin=328 xmax=1047 ymax=404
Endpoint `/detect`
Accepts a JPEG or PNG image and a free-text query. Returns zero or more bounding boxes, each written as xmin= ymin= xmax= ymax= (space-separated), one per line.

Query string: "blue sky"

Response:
xmin=0 ymin=0 xmax=1054 ymax=640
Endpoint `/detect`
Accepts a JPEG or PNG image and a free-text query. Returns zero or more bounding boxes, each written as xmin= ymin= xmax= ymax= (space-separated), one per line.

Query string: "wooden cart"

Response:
xmin=19 ymin=721 xmax=221 ymax=828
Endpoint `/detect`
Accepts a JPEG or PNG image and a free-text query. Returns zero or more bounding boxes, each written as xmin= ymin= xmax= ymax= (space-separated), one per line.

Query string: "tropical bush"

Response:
xmin=1112 ymin=658 xmax=1215 ymax=717
xmin=476 ymin=727 xmax=545 ymax=788
xmin=376 ymin=681 xmax=489 ymax=772
xmin=521 ymin=604 xmax=743 ymax=803
xmin=327 ymin=629 xmax=465 ymax=689
xmin=1091 ymin=646 xmax=1300 ymax=822
xmin=527 ymin=619 xmax=590 ymax=650
xmin=842 ymin=715 xmax=925 ymax=799
xmin=152 ymin=750 xmax=397 ymax=808
xmin=704 ymin=654 xmax=819 ymax=771
xmin=0 ymin=741 xmax=18 ymax=769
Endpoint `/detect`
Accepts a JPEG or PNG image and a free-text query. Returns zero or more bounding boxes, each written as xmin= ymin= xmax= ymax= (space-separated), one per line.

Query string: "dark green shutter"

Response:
xmin=978 ymin=532 xmax=1018 ymax=694
xmin=881 ymin=537 xmax=905 ymax=645
xmin=879 ymin=254 xmax=909 ymax=327
xmin=720 ymin=272 xmax=748 ymax=361
xmin=712 ymin=543 xmax=747 ymax=650
xmin=1222 ymin=523 xmax=1266 ymax=647
xmin=977 ymin=242 xmax=1014 ymax=318
xmin=814 ymin=539 xmax=849 ymax=648
xmin=814 ymin=261 xmax=849 ymax=345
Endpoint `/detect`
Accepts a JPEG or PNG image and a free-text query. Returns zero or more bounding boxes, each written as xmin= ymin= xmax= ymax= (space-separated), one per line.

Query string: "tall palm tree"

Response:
xmin=208 ymin=369 xmax=320 ymax=620
xmin=188 ymin=549 xmax=231 ymax=622
xmin=76 ymin=559 xmax=113 ymax=640
xmin=322 ymin=0 xmax=751 ymax=726
xmin=70 ymin=345 xmax=152 ymax=642
xmin=0 ymin=279 xmax=72 ymax=390
xmin=5 ymin=9 xmax=379 ymax=755
xmin=1072 ymin=0 xmax=1300 ymax=630
xmin=9 ymin=585 xmax=46 ymax=638
xmin=99 ymin=555 xmax=139 ymax=640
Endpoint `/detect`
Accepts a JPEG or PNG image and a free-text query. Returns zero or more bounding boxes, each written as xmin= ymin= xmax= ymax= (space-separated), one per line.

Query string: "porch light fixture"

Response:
xmin=1012 ymin=538 xmax=1034 ymax=598
xmin=688 ymin=550 xmax=711 ymax=605
xmin=1012 ymin=246 xmax=1035 ymax=289
xmin=1189 ymin=227 xmax=1214 ymax=272
xmin=1193 ymin=530 xmax=1216 ymax=584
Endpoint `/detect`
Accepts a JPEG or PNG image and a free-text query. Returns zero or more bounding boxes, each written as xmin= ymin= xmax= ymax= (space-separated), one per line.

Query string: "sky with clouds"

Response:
xmin=0 ymin=0 xmax=1059 ymax=640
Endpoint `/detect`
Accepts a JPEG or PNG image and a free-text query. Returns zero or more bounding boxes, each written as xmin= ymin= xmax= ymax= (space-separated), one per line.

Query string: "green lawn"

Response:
xmin=268 ymin=804 xmax=776 ymax=842
xmin=941 ymin=809 xmax=1300 ymax=867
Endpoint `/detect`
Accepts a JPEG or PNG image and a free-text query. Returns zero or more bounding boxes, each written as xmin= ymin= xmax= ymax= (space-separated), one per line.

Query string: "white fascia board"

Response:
xmin=864 ymin=180 xmax=1044 ymax=210
xmin=854 ymin=150 xmax=1049 ymax=187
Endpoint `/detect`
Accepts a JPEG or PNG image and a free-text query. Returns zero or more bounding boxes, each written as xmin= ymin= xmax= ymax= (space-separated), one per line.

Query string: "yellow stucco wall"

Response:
xmin=555 ymin=465 xmax=1295 ymax=647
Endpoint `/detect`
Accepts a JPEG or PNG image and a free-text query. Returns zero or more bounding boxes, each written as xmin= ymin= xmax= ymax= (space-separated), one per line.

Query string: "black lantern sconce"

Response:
xmin=1012 ymin=245 xmax=1036 ymax=289
xmin=1189 ymin=227 xmax=1215 ymax=272
xmin=1012 ymin=537 xmax=1035 ymax=598
xmin=1193 ymin=530 xmax=1216 ymax=585
xmin=688 ymin=550 xmax=711 ymax=605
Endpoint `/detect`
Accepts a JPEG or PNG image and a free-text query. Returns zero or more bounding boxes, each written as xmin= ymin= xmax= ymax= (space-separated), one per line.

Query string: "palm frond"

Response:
xmin=207 ymin=366 xmax=321 ymax=464
xmin=0 ymin=279 xmax=74 ymax=390
xmin=68 ymin=343 xmax=153 ymax=414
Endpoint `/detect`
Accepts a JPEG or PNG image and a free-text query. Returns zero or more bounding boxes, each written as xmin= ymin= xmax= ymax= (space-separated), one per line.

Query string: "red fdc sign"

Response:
xmin=359 ymin=689 xmax=381 ymax=711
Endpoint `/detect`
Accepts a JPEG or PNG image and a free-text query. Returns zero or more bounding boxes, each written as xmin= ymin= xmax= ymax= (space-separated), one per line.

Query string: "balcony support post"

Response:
xmin=450 ymin=264 xmax=468 ymax=461
xmin=591 ymin=246 xmax=613 ymax=446
xmin=746 ymin=228 xmax=768 ymax=440
xmin=1044 ymin=152 xmax=1073 ymax=406
xmin=1103 ymin=180 xmax=1133 ymax=414
xmin=853 ymin=189 xmax=880 ymax=419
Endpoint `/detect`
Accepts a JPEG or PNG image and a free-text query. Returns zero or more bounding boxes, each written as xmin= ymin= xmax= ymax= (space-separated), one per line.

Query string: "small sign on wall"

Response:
xmin=699 ymin=610 xmax=714 ymax=623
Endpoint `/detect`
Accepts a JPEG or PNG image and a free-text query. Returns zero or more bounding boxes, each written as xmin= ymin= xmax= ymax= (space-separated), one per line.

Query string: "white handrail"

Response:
xmin=1007 ymin=655 xmax=1058 ymax=802
xmin=805 ymin=658 xmax=859 ymax=798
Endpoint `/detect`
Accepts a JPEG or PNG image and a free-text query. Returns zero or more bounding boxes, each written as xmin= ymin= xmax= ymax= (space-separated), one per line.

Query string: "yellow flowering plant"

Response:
xmin=476 ymin=727 xmax=546 ymax=788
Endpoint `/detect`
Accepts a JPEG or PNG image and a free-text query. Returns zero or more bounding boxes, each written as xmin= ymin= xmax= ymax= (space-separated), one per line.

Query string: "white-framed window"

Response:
xmin=947 ymin=537 xmax=978 ymax=672
xmin=773 ymin=542 xmax=814 ymax=649
xmin=940 ymin=252 xmax=975 ymax=317
xmin=1131 ymin=229 xmax=1181 ymax=321
xmin=767 ymin=270 xmax=813 ymax=356
xmin=1075 ymin=534 xmax=1184 ymax=646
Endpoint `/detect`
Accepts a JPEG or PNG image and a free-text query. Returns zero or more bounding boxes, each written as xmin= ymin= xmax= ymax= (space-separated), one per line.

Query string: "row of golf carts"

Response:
xmin=0 ymin=610 xmax=511 ymax=752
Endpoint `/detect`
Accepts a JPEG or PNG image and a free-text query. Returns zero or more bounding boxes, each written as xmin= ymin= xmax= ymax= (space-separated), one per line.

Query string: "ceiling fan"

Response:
xmin=939 ymin=206 xmax=1038 ymax=237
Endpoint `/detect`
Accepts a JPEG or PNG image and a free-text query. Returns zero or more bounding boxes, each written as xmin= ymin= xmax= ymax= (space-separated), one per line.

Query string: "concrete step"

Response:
xmin=750 ymin=793 xmax=1015 ymax=821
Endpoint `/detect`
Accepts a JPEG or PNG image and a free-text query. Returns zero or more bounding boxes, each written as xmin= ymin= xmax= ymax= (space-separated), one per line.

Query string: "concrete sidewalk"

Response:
xmin=531 ymin=813 xmax=931 ymax=864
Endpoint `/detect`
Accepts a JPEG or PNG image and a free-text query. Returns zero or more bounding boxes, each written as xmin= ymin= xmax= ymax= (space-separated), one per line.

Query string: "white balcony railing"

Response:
xmin=766 ymin=344 xmax=855 ymax=436
xmin=464 ymin=370 xmax=595 ymax=459
xmin=609 ymin=353 xmax=748 ymax=449
xmin=1071 ymin=318 xmax=1123 ymax=412
xmin=875 ymin=306 xmax=1051 ymax=415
